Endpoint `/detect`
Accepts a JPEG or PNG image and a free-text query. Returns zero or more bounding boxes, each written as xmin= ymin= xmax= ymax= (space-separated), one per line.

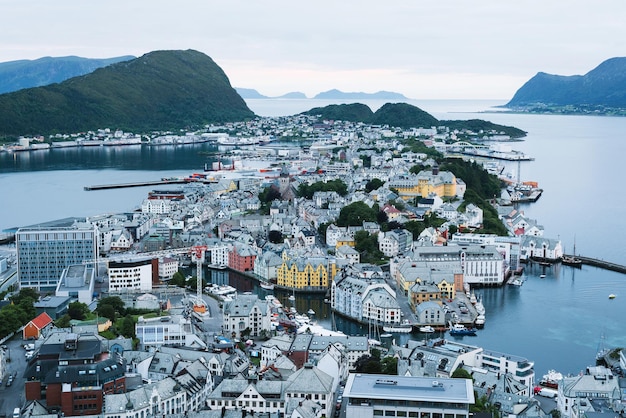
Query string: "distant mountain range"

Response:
xmin=235 ymin=87 xmax=409 ymax=100
xmin=0 ymin=55 xmax=135 ymax=94
xmin=302 ymin=102 xmax=526 ymax=137
xmin=0 ymin=49 xmax=254 ymax=136
xmin=507 ymin=57 xmax=626 ymax=108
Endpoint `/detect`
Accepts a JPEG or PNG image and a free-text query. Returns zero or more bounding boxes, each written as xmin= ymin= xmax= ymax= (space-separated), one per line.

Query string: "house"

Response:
xmin=23 ymin=312 xmax=53 ymax=340
xmin=223 ymin=294 xmax=272 ymax=338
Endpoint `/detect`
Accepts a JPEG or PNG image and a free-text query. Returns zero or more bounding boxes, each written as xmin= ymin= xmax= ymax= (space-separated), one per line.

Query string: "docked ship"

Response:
xmin=383 ymin=320 xmax=413 ymax=333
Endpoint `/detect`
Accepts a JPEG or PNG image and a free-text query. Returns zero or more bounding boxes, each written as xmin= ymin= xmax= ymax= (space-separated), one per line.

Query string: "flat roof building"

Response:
xmin=344 ymin=373 xmax=474 ymax=418
xmin=16 ymin=220 xmax=97 ymax=291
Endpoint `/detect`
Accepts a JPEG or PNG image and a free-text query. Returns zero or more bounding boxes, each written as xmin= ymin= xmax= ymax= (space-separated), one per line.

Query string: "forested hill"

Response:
xmin=506 ymin=57 xmax=626 ymax=108
xmin=0 ymin=55 xmax=134 ymax=94
xmin=0 ymin=50 xmax=255 ymax=136
xmin=303 ymin=102 xmax=525 ymax=137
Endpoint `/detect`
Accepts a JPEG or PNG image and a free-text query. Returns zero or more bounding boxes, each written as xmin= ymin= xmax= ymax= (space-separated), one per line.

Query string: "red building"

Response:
xmin=228 ymin=242 xmax=257 ymax=272
xmin=23 ymin=312 xmax=53 ymax=340
xmin=24 ymin=332 xmax=126 ymax=416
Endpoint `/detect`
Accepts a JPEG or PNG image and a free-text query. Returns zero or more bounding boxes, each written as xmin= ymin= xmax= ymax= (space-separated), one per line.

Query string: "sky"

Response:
xmin=3 ymin=1 xmax=626 ymax=100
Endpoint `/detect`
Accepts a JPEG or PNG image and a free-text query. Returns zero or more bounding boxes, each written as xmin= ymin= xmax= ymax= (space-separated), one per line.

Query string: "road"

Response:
xmin=0 ymin=337 xmax=28 ymax=418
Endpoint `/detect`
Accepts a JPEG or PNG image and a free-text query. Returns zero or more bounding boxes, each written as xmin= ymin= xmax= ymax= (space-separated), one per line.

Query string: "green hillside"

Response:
xmin=0 ymin=49 xmax=255 ymax=136
xmin=303 ymin=103 xmax=375 ymax=122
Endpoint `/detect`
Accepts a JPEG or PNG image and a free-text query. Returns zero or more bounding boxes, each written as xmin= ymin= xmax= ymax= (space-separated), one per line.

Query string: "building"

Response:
xmin=409 ymin=245 xmax=506 ymax=286
xmin=388 ymin=166 xmax=457 ymax=201
xmin=222 ymin=294 xmax=272 ymax=338
xmin=558 ymin=367 xmax=621 ymax=418
xmin=34 ymin=295 xmax=72 ymax=320
xmin=23 ymin=312 xmax=54 ymax=340
xmin=108 ymin=258 xmax=156 ymax=292
xmin=158 ymin=256 xmax=179 ymax=281
xmin=343 ymin=373 xmax=474 ymax=418
xmin=332 ymin=275 xmax=401 ymax=325
xmin=55 ymin=264 xmax=96 ymax=305
xmin=379 ymin=229 xmax=413 ymax=257
xmin=135 ymin=315 xmax=206 ymax=350
xmin=23 ymin=331 xmax=126 ymax=416
xmin=16 ymin=221 xmax=98 ymax=291
xmin=229 ymin=242 xmax=257 ymax=272
xmin=277 ymin=256 xmax=329 ymax=291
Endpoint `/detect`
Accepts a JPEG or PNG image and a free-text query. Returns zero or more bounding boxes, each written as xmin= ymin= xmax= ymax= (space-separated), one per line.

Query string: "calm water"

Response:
xmin=1 ymin=99 xmax=625 ymax=377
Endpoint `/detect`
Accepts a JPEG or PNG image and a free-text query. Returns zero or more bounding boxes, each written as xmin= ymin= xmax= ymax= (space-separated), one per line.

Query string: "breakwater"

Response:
xmin=573 ymin=255 xmax=626 ymax=274
xmin=84 ymin=179 xmax=187 ymax=191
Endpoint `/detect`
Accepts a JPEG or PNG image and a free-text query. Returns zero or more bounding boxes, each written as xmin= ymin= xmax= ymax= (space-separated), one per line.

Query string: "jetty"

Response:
xmin=569 ymin=255 xmax=626 ymax=274
xmin=84 ymin=179 xmax=187 ymax=191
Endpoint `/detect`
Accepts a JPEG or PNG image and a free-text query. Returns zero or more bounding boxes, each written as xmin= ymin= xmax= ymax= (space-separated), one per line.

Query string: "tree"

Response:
xmin=365 ymin=178 xmax=384 ymax=193
xmin=67 ymin=301 xmax=90 ymax=320
xmin=452 ymin=367 xmax=473 ymax=379
xmin=381 ymin=357 xmax=398 ymax=375
xmin=354 ymin=230 xmax=385 ymax=264
xmin=97 ymin=304 xmax=116 ymax=322
xmin=170 ymin=271 xmax=187 ymax=288
xmin=268 ymin=229 xmax=284 ymax=244
xmin=337 ymin=201 xmax=377 ymax=226
xmin=120 ymin=315 xmax=136 ymax=338
xmin=97 ymin=296 xmax=126 ymax=316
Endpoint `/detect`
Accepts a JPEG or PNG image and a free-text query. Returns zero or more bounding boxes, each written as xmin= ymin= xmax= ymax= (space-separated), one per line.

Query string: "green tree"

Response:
xmin=97 ymin=304 xmax=116 ymax=322
xmin=120 ymin=315 xmax=136 ymax=338
xmin=354 ymin=230 xmax=385 ymax=264
xmin=337 ymin=202 xmax=377 ymax=226
xmin=452 ymin=367 xmax=473 ymax=379
xmin=170 ymin=271 xmax=187 ymax=288
xmin=318 ymin=222 xmax=331 ymax=245
xmin=365 ymin=178 xmax=384 ymax=193
xmin=67 ymin=301 xmax=90 ymax=320
xmin=381 ymin=357 xmax=398 ymax=375
xmin=268 ymin=229 xmax=284 ymax=244
xmin=97 ymin=296 xmax=126 ymax=315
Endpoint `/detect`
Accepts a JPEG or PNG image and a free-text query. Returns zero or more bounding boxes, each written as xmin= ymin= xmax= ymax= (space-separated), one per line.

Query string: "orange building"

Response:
xmin=23 ymin=312 xmax=53 ymax=340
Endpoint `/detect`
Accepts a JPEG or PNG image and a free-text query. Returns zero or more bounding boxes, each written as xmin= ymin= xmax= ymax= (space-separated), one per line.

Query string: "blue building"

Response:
xmin=16 ymin=219 xmax=97 ymax=291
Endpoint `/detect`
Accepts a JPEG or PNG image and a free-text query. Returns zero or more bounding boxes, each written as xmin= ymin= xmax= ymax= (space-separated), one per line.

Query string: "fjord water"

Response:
xmin=1 ymin=99 xmax=625 ymax=377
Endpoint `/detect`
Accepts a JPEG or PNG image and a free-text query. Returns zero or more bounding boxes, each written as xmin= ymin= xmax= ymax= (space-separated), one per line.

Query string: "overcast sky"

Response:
xmin=3 ymin=1 xmax=625 ymax=100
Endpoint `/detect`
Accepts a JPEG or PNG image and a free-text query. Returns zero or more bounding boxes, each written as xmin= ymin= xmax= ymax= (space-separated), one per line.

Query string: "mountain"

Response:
xmin=302 ymin=102 xmax=436 ymax=128
xmin=303 ymin=103 xmax=375 ymax=122
xmin=0 ymin=55 xmax=135 ymax=94
xmin=275 ymin=92 xmax=307 ymax=99
xmin=0 ymin=50 xmax=255 ymax=136
xmin=235 ymin=87 xmax=269 ymax=99
xmin=507 ymin=57 xmax=626 ymax=108
xmin=372 ymin=103 xmax=438 ymax=128
xmin=236 ymin=88 xmax=307 ymax=99
xmin=313 ymin=89 xmax=409 ymax=100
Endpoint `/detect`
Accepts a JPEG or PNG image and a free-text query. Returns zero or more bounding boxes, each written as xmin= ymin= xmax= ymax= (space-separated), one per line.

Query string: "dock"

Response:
xmin=570 ymin=255 xmax=626 ymax=274
xmin=84 ymin=179 xmax=187 ymax=191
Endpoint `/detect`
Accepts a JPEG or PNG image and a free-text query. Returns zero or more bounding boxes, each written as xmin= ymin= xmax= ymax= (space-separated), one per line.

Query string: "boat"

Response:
xmin=509 ymin=278 xmax=524 ymax=286
xmin=539 ymin=369 xmax=563 ymax=389
xmin=383 ymin=320 xmax=413 ymax=333
xmin=475 ymin=300 xmax=485 ymax=315
xmin=540 ymin=274 xmax=546 ymax=278
xmin=260 ymin=281 xmax=275 ymax=290
xmin=288 ymin=294 xmax=296 ymax=301
xmin=448 ymin=321 xmax=477 ymax=336
xmin=419 ymin=325 xmax=435 ymax=333
xmin=469 ymin=291 xmax=477 ymax=305
xmin=562 ymin=255 xmax=582 ymax=268
xmin=608 ymin=294 xmax=616 ymax=299
xmin=474 ymin=314 xmax=485 ymax=328
xmin=307 ymin=309 xmax=316 ymax=316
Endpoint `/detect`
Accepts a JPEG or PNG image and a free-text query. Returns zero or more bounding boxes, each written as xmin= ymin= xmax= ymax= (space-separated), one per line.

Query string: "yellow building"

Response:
xmin=277 ymin=256 xmax=329 ymax=291
xmin=335 ymin=235 xmax=356 ymax=249
xmin=388 ymin=166 xmax=456 ymax=201
xmin=395 ymin=261 xmax=459 ymax=300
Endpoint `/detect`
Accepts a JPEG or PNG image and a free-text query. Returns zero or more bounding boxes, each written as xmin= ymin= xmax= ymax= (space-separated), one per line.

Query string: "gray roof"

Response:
xmin=345 ymin=373 xmax=474 ymax=404
xmin=285 ymin=364 xmax=334 ymax=393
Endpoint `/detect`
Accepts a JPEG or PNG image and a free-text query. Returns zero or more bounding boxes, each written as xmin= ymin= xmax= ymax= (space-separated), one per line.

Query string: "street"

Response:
xmin=1 ymin=337 xmax=28 ymax=418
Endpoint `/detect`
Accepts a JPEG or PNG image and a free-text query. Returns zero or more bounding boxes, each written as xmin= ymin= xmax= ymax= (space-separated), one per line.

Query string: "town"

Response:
xmin=0 ymin=113 xmax=623 ymax=418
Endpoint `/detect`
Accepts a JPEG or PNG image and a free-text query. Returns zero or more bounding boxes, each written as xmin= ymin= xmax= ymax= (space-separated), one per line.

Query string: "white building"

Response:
xmin=343 ymin=373 xmax=474 ymax=418
xmin=108 ymin=258 xmax=154 ymax=292
xmin=223 ymin=294 xmax=272 ymax=338
xmin=158 ymin=257 xmax=179 ymax=281
xmin=332 ymin=275 xmax=401 ymax=325
xmin=378 ymin=229 xmax=413 ymax=257
xmin=55 ymin=264 xmax=95 ymax=305
xmin=135 ymin=315 xmax=206 ymax=349
xmin=141 ymin=198 xmax=174 ymax=214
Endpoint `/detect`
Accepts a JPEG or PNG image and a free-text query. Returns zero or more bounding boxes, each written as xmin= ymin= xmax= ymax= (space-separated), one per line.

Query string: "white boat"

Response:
xmin=260 ymin=281 xmax=275 ymax=290
xmin=383 ymin=320 xmax=413 ymax=333
xmin=307 ymin=309 xmax=316 ymax=315
xmin=608 ymin=294 xmax=616 ymax=299
xmin=475 ymin=314 xmax=485 ymax=328
xmin=540 ymin=274 xmax=546 ymax=278
xmin=475 ymin=300 xmax=485 ymax=315
xmin=419 ymin=325 xmax=435 ymax=333
xmin=469 ymin=291 xmax=477 ymax=305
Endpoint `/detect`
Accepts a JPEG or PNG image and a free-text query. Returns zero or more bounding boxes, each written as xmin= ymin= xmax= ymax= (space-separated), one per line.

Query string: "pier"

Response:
xmin=567 ymin=255 xmax=626 ymax=274
xmin=84 ymin=179 xmax=187 ymax=191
